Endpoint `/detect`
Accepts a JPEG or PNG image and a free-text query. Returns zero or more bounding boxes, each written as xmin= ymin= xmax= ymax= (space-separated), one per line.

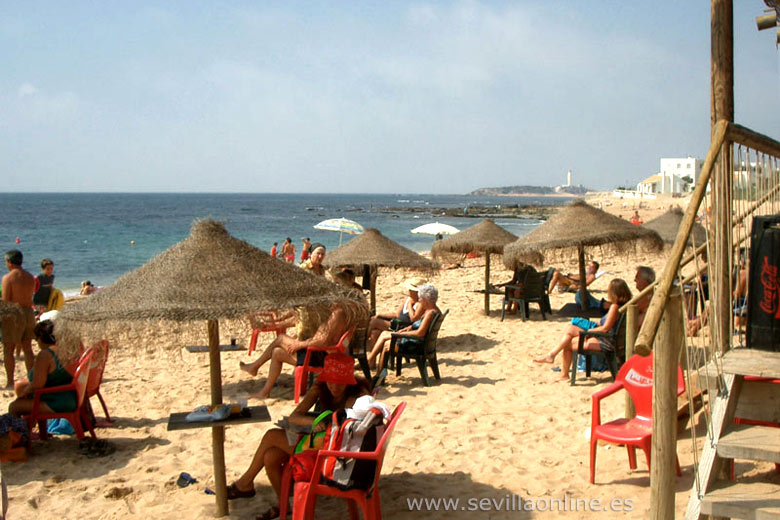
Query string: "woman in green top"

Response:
xmin=9 ymin=320 xmax=76 ymax=416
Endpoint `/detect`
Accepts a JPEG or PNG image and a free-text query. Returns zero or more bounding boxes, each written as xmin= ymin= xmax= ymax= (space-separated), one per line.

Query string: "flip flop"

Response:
xmin=226 ymin=482 xmax=256 ymax=500
xmin=255 ymin=506 xmax=280 ymax=520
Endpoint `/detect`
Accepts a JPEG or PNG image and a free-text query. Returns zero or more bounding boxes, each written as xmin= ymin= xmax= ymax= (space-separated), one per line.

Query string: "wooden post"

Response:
xmin=711 ymin=0 xmax=734 ymax=356
xmin=577 ymin=245 xmax=588 ymax=311
xmin=484 ymin=253 xmax=491 ymax=315
xmin=370 ymin=265 xmax=377 ymax=313
xmin=625 ymin=304 xmax=637 ymax=418
xmin=207 ymin=319 xmax=228 ymax=517
xmin=650 ymin=288 xmax=683 ymax=520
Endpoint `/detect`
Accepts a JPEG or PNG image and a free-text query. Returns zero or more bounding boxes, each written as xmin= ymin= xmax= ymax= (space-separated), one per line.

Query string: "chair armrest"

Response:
xmin=590 ymin=380 xmax=624 ymax=427
xmin=389 ymin=333 xmax=422 ymax=344
xmin=32 ymin=383 xmax=76 ymax=396
xmin=305 ymin=345 xmax=344 ymax=353
xmin=504 ymin=284 xmax=524 ymax=292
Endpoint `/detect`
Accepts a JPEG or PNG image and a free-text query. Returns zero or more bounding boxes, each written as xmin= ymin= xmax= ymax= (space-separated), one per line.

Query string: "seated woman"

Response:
xmin=227 ymin=353 xmax=370 ymax=520
xmin=9 ymin=320 xmax=75 ymax=417
xmin=366 ymin=277 xmax=425 ymax=365
xmin=240 ymin=303 xmax=355 ymax=399
xmin=534 ymin=278 xmax=632 ymax=382
xmin=496 ymin=264 xmax=531 ymax=314
xmin=368 ymin=283 xmax=441 ymax=373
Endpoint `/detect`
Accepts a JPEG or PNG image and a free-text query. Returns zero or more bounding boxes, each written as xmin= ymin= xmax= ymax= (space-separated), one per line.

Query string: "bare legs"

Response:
xmin=240 ymin=336 xmax=298 ymax=399
xmin=3 ymin=341 xmax=32 ymax=388
xmin=534 ymin=325 xmax=583 ymax=364
xmin=560 ymin=337 xmax=601 ymax=381
xmin=367 ymin=330 xmax=393 ymax=371
xmin=232 ymin=428 xmax=293 ymax=497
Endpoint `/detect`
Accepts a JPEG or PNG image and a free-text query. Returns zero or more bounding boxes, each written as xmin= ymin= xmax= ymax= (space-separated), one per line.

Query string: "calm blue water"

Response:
xmin=0 ymin=193 xmax=573 ymax=294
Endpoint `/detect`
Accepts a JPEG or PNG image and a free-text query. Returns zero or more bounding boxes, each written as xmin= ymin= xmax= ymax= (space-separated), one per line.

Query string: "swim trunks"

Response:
xmin=0 ymin=307 xmax=35 ymax=345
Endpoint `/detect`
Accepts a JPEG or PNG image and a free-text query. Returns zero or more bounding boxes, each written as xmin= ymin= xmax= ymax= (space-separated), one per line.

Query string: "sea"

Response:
xmin=0 ymin=193 xmax=575 ymax=296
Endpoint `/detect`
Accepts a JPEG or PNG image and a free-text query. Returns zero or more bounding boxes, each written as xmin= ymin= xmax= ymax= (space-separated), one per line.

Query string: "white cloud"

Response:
xmin=18 ymin=83 xmax=38 ymax=97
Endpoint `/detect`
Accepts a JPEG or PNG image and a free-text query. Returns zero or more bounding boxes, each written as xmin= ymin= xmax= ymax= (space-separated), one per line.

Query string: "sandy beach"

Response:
xmin=2 ymin=194 xmax=708 ymax=519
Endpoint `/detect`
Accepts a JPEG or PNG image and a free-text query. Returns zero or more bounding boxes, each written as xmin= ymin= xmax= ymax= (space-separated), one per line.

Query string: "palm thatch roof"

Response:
xmin=503 ymin=200 xmax=663 ymax=268
xmin=57 ymin=218 xmax=368 ymax=354
xmin=644 ymin=207 xmax=707 ymax=245
xmin=431 ymin=218 xmax=518 ymax=258
xmin=0 ymin=301 xmax=23 ymax=320
xmin=322 ymin=228 xmax=436 ymax=271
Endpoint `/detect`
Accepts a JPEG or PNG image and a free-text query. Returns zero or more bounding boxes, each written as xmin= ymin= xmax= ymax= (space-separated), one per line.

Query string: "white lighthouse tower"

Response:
xmin=566 ymin=169 xmax=572 ymax=187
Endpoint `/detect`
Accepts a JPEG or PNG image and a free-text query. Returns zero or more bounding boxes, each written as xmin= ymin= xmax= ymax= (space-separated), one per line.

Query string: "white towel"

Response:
xmin=346 ymin=395 xmax=391 ymax=421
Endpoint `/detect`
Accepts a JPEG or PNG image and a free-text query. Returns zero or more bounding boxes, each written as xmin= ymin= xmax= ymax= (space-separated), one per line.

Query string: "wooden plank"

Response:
xmin=185 ymin=344 xmax=246 ymax=353
xmin=736 ymin=380 xmax=780 ymax=424
xmin=701 ymin=481 xmax=780 ymax=519
xmin=718 ymin=424 xmax=780 ymax=463
xmin=167 ymin=405 xmax=271 ymax=431
xmin=722 ymin=348 xmax=780 ymax=379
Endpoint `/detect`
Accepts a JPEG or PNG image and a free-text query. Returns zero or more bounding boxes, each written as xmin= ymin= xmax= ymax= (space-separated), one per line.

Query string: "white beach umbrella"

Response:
xmin=410 ymin=222 xmax=460 ymax=236
xmin=313 ymin=217 xmax=364 ymax=245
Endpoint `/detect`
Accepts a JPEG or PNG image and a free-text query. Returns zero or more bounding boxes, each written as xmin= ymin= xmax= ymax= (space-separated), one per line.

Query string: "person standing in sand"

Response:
xmin=1 ymin=250 xmax=37 ymax=387
xmin=270 ymin=242 xmax=278 ymax=259
xmin=33 ymin=258 xmax=55 ymax=313
xmin=300 ymin=237 xmax=311 ymax=262
xmin=281 ymin=238 xmax=295 ymax=263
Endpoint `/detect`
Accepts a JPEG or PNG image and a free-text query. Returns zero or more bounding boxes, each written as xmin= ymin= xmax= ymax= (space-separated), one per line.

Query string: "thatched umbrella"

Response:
xmin=431 ymin=218 xmax=518 ymax=314
xmin=503 ymin=200 xmax=663 ymax=310
xmin=322 ymin=228 xmax=436 ymax=310
xmin=644 ymin=207 xmax=707 ymax=246
xmin=0 ymin=301 xmax=24 ymax=339
xmin=57 ymin=218 xmax=367 ymax=517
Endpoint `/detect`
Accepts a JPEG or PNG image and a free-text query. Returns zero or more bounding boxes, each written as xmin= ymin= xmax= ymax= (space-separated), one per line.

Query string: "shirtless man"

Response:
xmin=2 ymin=250 xmax=36 ymax=387
xmin=548 ymin=260 xmax=599 ymax=294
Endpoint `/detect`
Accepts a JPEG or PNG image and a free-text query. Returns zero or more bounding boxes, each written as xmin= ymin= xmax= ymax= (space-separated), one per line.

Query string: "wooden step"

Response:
xmin=722 ymin=348 xmax=780 ymax=379
xmin=718 ymin=424 xmax=780 ymax=464
xmin=701 ymin=481 xmax=780 ymax=519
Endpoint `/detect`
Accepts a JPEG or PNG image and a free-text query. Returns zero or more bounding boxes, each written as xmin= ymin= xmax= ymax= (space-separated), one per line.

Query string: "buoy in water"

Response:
xmin=130 ymin=240 xmax=135 ymax=246
xmin=84 ymin=240 xmax=88 ymax=244
xmin=15 ymin=237 xmax=20 ymax=244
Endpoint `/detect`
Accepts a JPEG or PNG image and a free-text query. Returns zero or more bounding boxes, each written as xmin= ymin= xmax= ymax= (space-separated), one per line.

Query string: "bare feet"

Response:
xmin=239 ymin=361 xmax=259 ymax=377
xmin=555 ymin=376 xmax=570 ymax=382
xmin=533 ymin=356 xmax=554 ymax=364
xmin=249 ymin=389 xmax=271 ymax=400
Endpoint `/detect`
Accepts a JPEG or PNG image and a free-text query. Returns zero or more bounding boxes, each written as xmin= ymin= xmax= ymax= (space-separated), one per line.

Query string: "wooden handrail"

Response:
xmin=727 ymin=123 xmax=780 ymax=157
xmin=634 ymin=120 xmax=729 ymax=355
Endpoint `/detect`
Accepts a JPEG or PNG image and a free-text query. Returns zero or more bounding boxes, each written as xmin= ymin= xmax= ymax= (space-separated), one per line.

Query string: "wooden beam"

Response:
xmin=208 ymin=319 xmax=228 ymax=517
xmin=625 ymin=304 xmax=637 ymax=418
xmin=484 ymin=254 xmax=491 ymax=315
xmin=727 ymin=122 xmax=780 ymax=158
xmin=577 ymin=245 xmax=587 ymax=311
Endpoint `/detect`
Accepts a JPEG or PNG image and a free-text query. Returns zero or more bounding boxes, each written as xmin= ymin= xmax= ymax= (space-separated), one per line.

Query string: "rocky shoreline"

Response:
xmin=374 ymin=203 xmax=558 ymax=220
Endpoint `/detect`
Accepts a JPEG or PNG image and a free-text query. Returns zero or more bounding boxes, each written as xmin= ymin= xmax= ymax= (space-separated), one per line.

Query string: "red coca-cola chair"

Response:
xmin=293 ymin=329 xmax=351 ymax=403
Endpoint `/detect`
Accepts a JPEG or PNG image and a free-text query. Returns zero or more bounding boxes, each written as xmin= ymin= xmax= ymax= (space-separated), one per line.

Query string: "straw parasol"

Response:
xmin=503 ymin=200 xmax=663 ymax=310
xmin=431 ymin=218 xmax=518 ymax=314
xmin=57 ymin=218 xmax=367 ymax=517
xmin=644 ymin=207 xmax=707 ymax=246
xmin=322 ymin=228 xmax=436 ymax=310
xmin=0 ymin=301 xmax=24 ymax=337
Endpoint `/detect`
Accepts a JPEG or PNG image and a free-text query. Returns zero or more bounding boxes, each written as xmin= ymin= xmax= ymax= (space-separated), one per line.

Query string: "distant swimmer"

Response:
xmin=80 ymin=280 xmax=97 ymax=296
xmin=270 ymin=242 xmax=278 ymax=259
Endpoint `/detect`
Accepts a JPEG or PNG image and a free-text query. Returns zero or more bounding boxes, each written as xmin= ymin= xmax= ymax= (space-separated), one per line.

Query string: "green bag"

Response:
xmin=294 ymin=410 xmax=333 ymax=454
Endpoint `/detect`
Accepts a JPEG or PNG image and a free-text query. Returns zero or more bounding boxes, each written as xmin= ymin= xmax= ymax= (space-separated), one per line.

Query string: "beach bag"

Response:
xmin=289 ymin=450 xmax=319 ymax=482
xmin=293 ymin=410 xmax=333 ymax=454
xmin=0 ymin=414 xmax=29 ymax=463
xmin=320 ymin=408 xmax=385 ymax=491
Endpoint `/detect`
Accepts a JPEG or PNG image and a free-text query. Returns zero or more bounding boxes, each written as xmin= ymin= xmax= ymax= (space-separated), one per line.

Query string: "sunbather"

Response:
xmin=239 ymin=302 xmax=355 ymax=399
xmin=368 ymin=283 xmax=441 ymax=373
xmin=227 ymin=353 xmax=370 ymax=520
xmin=366 ymin=277 xmax=425 ymax=365
xmin=534 ymin=278 xmax=631 ymax=381
xmin=548 ymin=260 xmax=599 ymax=294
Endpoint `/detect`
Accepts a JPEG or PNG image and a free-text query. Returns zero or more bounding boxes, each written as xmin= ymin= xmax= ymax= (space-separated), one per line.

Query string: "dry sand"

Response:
xmin=1 ymin=194 xmax=709 ymax=519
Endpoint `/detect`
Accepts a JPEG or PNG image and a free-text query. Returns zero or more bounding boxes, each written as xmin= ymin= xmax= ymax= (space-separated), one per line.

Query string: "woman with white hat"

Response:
xmin=366 ymin=276 xmax=426 ymax=367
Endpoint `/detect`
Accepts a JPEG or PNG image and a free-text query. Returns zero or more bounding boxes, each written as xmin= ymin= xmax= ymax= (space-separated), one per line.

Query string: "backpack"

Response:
xmin=320 ymin=408 xmax=385 ymax=491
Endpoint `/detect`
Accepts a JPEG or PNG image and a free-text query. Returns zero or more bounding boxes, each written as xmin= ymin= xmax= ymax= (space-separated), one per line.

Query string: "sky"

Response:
xmin=1 ymin=1 xmax=779 ymax=194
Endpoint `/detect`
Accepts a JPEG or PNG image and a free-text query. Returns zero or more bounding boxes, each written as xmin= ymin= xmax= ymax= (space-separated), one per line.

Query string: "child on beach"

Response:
xmin=534 ymin=278 xmax=632 ymax=382
xmin=33 ymin=258 xmax=55 ymax=312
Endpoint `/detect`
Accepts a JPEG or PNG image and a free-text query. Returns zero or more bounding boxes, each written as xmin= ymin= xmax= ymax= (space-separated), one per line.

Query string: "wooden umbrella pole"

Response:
xmin=578 ymin=245 xmax=588 ymax=311
xmin=484 ymin=253 xmax=491 ymax=315
xmin=370 ymin=265 xmax=377 ymax=313
xmin=207 ymin=319 xmax=228 ymax=517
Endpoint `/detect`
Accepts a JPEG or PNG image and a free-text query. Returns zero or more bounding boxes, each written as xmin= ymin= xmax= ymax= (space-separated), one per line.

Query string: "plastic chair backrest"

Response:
xmin=423 ymin=310 xmax=448 ymax=354
xmin=350 ymin=324 xmax=369 ymax=357
xmin=85 ymin=341 xmax=109 ymax=398
xmin=617 ymin=352 xmax=684 ymax=420
xmin=368 ymin=401 xmax=406 ymax=491
xmin=614 ymin=313 xmax=627 ymax=351
xmin=72 ymin=350 xmax=94 ymax=407
xmin=522 ymin=267 xmax=543 ymax=297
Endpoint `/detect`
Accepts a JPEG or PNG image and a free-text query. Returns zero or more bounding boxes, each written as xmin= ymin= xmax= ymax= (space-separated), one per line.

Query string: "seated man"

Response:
xmin=634 ymin=265 xmax=655 ymax=327
xmin=548 ymin=260 xmax=600 ymax=295
xmin=239 ymin=303 xmax=354 ymax=399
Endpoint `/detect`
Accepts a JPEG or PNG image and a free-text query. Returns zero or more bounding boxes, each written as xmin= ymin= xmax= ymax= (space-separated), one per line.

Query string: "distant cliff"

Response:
xmin=468 ymin=185 xmax=589 ymax=196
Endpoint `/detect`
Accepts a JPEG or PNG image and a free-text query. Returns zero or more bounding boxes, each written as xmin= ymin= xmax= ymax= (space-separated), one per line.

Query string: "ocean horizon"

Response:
xmin=0 ymin=192 xmax=575 ymax=294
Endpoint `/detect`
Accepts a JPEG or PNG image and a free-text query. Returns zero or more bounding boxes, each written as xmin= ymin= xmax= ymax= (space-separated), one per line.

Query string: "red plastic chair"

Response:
xmin=27 ymin=349 xmax=97 ymax=443
xmin=85 ymin=340 xmax=112 ymax=425
xmin=293 ymin=329 xmax=352 ymax=404
xmin=249 ymin=326 xmax=287 ymax=356
xmin=590 ymin=352 xmax=684 ymax=484
xmin=279 ymin=401 xmax=407 ymax=520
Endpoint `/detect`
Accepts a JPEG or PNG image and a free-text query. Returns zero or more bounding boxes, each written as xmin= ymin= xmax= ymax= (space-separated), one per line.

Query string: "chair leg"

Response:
xmin=249 ymin=329 xmax=260 ymax=355
xmin=519 ymin=300 xmax=527 ymax=322
xmin=590 ymin=436 xmax=598 ymax=484
xmin=395 ymin=353 xmax=402 ymax=377
xmin=97 ymin=392 xmax=112 ymax=422
xmin=416 ymin=357 xmax=430 ymax=386
xmin=627 ymin=446 xmax=637 ymax=470
xmin=570 ymin=353 xmax=578 ymax=385
xmin=347 ymin=498 xmax=361 ymax=520
xmin=279 ymin=462 xmax=292 ymax=520
xmin=585 ymin=355 xmax=592 ymax=378
xmin=500 ymin=301 xmax=506 ymax=322
xmin=429 ymin=353 xmax=441 ymax=380
xmin=357 ymin=355 xmax=371 ymax=380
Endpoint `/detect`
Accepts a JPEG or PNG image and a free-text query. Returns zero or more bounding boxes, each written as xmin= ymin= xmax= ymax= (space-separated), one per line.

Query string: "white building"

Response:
xmin=637 ymin=156 xmax=703 ymax=195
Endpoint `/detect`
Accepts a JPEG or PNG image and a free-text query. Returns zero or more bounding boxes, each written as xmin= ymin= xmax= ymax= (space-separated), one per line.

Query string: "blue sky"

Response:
xmin=2 ymin=1 xmax=778 ymax=193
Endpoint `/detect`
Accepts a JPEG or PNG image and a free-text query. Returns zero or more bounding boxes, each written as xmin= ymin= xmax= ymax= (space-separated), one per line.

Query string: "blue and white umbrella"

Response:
xmin=314 ymin=218 xmax=364 ymax=245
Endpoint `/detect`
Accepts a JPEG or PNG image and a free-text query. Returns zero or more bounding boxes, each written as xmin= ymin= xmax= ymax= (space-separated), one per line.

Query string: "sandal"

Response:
xmin=256 ymin=506 xmax=280 ymax=520
xmin=226 ymin=482 xmax=256 ymax=500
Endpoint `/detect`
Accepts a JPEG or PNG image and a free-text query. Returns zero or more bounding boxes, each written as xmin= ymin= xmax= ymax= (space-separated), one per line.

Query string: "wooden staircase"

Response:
xmin=686 ymin=348 xmax=780 ymax=519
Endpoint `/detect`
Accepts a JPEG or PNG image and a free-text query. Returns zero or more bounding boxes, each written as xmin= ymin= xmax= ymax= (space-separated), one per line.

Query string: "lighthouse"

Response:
xmin=567 ymin=170 xmax=572 ymax=187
